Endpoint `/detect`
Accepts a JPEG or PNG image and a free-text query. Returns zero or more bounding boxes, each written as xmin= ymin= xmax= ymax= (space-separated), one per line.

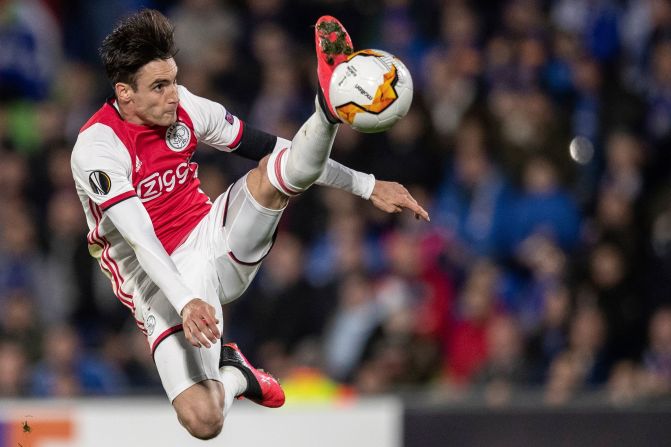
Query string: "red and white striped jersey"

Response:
xmin=71 ymin=85 xmax=243 ymax=313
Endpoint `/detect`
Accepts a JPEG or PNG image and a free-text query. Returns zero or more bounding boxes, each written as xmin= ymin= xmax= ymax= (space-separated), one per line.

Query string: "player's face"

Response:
xmin=126 ymin=58 xmax=180 ymax=127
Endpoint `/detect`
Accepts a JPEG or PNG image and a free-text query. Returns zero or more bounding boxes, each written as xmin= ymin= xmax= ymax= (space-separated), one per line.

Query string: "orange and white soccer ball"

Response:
xmin=329 ymin=49 xmax=413 ymax=133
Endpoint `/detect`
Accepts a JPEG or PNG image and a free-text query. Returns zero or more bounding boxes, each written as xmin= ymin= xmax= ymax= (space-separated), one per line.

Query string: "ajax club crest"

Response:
xmin=165 ymin=122 xmax=191 ymax=152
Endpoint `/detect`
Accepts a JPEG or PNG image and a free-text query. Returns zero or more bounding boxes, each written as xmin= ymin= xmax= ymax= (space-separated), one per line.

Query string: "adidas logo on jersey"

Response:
xmin=135 ymin=156 xmax=142 ymax=172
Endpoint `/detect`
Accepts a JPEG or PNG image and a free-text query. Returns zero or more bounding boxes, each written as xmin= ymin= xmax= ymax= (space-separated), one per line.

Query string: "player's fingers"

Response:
xmin=398 ymin=195 xmax=430 ymax=221
xmin=183 ymin=324 xmax=201 ymax=348
xmin=397 ymin=197 xmax=422 ymax=215
xmin=200 ymin=315 xmax=220 ymax=342
xmin=190 ymin=319 xmax=212 ymax=348
xmin=203 ymin=306 xmax=221 ymax=340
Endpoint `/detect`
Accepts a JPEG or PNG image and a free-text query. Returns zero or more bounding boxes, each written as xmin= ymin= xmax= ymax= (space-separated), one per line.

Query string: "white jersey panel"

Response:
xmin=177 ymin=85 xmax=242 ymax=152
xmin=71 ymin=123 xmax=135 ymax=207
xmin=71 ymin=123 xmax=159 ymax=322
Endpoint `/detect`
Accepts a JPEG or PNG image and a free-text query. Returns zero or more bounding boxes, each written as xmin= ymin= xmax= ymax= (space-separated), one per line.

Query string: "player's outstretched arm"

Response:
xmin=106 ymin=199 xmax=221 ymax=347
xmin=313 ymin=158 xmax=430 ymax=221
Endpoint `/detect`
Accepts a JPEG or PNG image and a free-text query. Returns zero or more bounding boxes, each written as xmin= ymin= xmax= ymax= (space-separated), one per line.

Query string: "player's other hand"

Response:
xmin=369 ymin=180 xmax=430 ymax=222
xmin=181 ymin=298 xmax=221 ymax=348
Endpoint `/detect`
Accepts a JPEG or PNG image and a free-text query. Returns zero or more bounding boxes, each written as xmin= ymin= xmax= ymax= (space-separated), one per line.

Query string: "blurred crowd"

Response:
xmin=2 ymin=0 xmax=671 ymax=408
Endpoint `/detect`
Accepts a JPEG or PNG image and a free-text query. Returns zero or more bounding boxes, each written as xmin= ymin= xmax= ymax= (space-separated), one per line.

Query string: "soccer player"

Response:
xmin=70 ymin=9 xmax=428 ymax=440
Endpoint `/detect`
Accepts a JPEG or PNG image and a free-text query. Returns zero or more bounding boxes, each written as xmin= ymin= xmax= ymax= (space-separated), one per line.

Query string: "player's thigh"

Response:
xmin=138 ymin=289 xmax=222 ymax=402
xmin=209 ymin=174 xmax=284 ymax=303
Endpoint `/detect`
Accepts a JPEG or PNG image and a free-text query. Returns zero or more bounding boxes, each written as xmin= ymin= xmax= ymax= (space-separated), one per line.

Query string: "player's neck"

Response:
xmin=115 ymin=99 xmax=151 ymax=126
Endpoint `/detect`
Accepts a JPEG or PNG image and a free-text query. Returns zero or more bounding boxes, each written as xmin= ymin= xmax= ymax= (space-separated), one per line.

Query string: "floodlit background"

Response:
xmin=2 ymin=0 xmax=671 ymax=445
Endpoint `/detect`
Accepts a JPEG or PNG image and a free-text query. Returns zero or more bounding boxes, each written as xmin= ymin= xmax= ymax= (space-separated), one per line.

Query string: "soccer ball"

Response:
xmin=329 ymin=49 xmax=413 ymax=133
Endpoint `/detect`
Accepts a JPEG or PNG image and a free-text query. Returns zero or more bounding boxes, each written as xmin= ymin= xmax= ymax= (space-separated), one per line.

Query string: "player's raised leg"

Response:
xmin=246 ymin=15 xmax=354 ymax=210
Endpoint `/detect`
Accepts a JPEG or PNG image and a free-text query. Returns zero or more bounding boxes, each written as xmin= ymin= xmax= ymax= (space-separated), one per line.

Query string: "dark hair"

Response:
xmin=99 ymin=9 xmax=177 ymax=89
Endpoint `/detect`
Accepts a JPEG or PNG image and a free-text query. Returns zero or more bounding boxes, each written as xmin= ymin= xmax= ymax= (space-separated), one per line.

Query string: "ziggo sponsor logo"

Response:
xmin=136 ymin=162 xmax=197 ymax=202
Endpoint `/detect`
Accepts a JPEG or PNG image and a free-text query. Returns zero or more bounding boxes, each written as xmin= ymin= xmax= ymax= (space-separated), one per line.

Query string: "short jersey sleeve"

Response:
xmin=71 ymin=123 xmax=136 ymax=211
xmin=177 ymin=84 xmax=243 ymax=152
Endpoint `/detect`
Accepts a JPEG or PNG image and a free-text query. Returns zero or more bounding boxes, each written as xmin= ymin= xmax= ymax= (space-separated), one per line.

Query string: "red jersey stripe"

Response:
xmin=88 ymin=199 xmax=135 ymax=309
xmin=92 ymin=204 xmax=134 ymax=302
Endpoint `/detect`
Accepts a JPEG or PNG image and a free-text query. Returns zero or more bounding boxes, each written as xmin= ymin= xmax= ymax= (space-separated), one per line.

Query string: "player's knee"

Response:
xmin=247 ymin=156 xmax=289 ymax=210
xmin=179 ymin=404 xmax=224 ymax=440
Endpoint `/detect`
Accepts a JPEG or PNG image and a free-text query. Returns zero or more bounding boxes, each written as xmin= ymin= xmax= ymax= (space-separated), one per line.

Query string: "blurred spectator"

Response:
xmin=0 ymin=0 xmax=62 ymax=101
xmin=30 ymin=325 xmax=127 ymax=396
xmin=475 ymin=314 xmax=529 ymax=406
xmin=323 ymin=271 xmax=381 ymax=382
xmin=432 ymin=117 xmax=514 ymax=262
xmin=601 ymin=130 xmax=646 ymax=201
xmin=544 ymin=306 xmax=609 ymax=405
xmin=101 ymin=328 xmax=162 ymax=394
xmin=510 ymin=234 xmax=568 ymax=334
xmin=0 ymin=209 xmax=42 ymax=298
xmin=503 ymin=156 xmax=581 ymax=255
xmin=641 ymin=307 xmax=671 ymax=396
xmin=445 ymin=259 xmax=501 ymax=385
xmin=306 ymin=204 xmax=381 ymax=286
xmin=0 ymin=340 xmax=28 ymax=397
xmin=587 ymin=241 xmax=646 ymax=362
xmin=369 ymin=0 xmax=427 ymax=77
xmin=649 ymin=191 xmax=671 ymax=307
xmin=645 ymin=39 xmax=671 ymax=176
xmin=0 ymin=290 xmax=42 ymax=362
xmin=525 ymin=284 xmax=572 ymax=383
xmin=170 ymin=0 xmax=241 ymax=69
xmin=421 ymin=3 xmax=481 ymax=137
xmin=551 ymin=0 xmax=620 ymax=63
xmin=377 ymin=228 xmax=454 ymax=347
xmin=34 ymin=191 xmax=89 ymax=326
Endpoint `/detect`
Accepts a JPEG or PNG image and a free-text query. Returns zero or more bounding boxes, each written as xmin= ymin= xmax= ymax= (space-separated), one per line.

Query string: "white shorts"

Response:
xmin=133 ymin=174 xmax=284 ymax=401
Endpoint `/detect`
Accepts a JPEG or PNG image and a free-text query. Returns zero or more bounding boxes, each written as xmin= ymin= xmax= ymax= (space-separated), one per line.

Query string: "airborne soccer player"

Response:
xmin=71 ymin=9 xmax=428 ymax=440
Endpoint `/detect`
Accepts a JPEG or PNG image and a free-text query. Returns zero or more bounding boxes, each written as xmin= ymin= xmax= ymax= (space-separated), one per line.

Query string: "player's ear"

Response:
xmin=115 ymin=82 xmax=134 ymax=103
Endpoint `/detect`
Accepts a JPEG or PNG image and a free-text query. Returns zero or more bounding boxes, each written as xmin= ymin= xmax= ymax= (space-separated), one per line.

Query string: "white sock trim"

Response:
xmin=267 ymin=146 xmax=303 ymax=196
xmin=266 ymin=112 xmax=338 ymax=196
xmin=220 ymin=365 xmax=248 ymax=417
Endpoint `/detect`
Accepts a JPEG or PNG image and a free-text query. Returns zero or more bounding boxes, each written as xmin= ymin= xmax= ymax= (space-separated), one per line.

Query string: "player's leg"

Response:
xmin=137 ymin=237 xmax=243 ymax=440
xmin=206 ymin=16 xmax=354 ymax=300
xmin=155 ymin=332 xmax=284 ymax=437
xmin=147 ymin=305 xmax=228 ymax=439
xmin=247 ymin=15 xmax=354 ymax=210
xmin=147 ymin=222 xmax=284 ymax=440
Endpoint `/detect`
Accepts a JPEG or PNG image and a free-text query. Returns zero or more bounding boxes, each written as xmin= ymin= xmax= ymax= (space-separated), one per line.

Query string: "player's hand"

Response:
xmin=369 ymin=180 xmax=430 ymax=221
xmin=180 ymin=298 xmax=221 ymax=348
